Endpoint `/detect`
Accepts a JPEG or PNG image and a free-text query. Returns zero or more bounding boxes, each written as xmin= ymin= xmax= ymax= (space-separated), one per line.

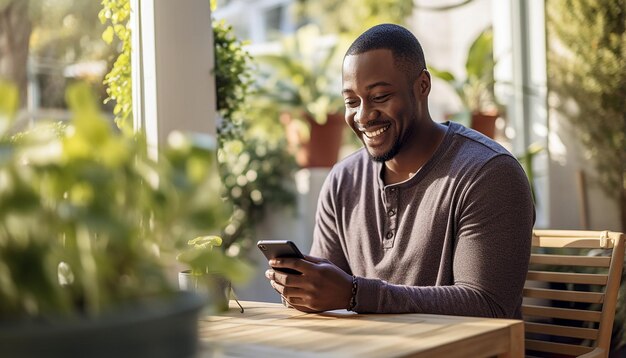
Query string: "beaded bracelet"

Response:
xmin=348 ymin=275 xmax=358 ymax=311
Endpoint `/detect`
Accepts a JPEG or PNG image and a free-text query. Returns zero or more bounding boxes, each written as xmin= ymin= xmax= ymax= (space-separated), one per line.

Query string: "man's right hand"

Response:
xmin=265 ymin=255 xmax=353 ymax=312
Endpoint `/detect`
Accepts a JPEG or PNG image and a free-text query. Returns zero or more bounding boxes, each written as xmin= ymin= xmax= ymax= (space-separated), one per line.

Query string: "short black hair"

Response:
xmin=345 ymin=24 xmax=426 ymax=81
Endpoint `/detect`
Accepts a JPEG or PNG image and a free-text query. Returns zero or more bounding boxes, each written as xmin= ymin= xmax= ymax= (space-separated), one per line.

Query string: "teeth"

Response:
xmin=364 ymin=125 xmax=389 ymax=138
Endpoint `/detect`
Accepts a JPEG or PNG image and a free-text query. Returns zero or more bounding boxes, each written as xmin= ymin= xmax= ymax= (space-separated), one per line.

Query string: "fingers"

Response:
xmin=270 ymin=280 xmax=307 ymax=299
xmin=303 ymin=254 xmax=329 ymax=264
xmin=269 ymin=257 xmax=314 ymax=273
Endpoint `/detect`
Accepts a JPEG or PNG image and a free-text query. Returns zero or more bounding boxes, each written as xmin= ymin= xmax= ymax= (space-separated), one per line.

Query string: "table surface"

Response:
xmin=198 ymin=300 xmax=524 ymax=358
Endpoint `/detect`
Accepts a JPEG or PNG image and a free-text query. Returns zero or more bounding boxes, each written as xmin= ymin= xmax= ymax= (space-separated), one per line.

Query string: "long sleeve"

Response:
xmin=353 ymin=155 xmax=534 ymax=317
xmin=310 ymin=123 xmax=534 ymax=318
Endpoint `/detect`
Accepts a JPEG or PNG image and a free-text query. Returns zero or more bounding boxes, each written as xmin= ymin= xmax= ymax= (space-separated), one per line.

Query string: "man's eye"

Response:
xmin=372 ymin=94 xmax=390 ymax=102
xmin=344 ymin=100 xmax=359 ymax=107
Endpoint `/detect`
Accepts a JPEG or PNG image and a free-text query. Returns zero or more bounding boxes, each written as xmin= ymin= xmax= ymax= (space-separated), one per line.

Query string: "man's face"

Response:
xmin=342 ymin=49 xmax=421 ymax=162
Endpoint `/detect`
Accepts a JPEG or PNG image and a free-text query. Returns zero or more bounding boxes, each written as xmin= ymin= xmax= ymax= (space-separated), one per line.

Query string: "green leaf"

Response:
xmin=102 ymin=26 xmax=114 ymax=44
xmin=428 ymin=67 xmax=456 ymax=83
xmin=0 ymin=80 xmax=19 ymax=135
xmin=465 ymin=28 xmax=493 ymax=81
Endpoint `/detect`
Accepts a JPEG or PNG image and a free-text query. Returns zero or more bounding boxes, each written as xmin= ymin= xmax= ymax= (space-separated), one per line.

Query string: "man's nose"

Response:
xmin=355 ymin=106 xmax=378 ymax=126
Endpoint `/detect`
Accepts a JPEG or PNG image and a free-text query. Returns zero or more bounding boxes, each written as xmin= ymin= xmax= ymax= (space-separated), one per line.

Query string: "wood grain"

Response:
xmin=198 ymin=301 xmax=524 ymax=358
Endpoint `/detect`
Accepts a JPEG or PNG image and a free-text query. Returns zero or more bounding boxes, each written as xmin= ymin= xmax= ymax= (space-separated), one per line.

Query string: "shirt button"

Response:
xmin=388 ymin=209 xmax=395 ymax=216
xmin=386 ymin=232 xmax=393 ymax=239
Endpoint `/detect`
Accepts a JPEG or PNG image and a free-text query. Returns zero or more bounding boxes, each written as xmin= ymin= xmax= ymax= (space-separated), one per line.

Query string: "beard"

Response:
xmin=367 ymin=136 xmax=403 ymax=162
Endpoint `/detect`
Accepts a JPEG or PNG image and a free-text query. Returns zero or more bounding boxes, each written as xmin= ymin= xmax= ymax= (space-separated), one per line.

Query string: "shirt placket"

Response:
xmin=383 ymin=186 xmax=399 ymax=249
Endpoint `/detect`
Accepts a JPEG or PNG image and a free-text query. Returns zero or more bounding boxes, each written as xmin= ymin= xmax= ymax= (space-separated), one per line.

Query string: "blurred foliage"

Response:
xmin=177 ymin=235 xmax=251 ymax=282
xmin=213 ymin=20 xmax=252 ymax=142
xmin=0 ymin=81 xmax=249 ymax=319
xmin=0 ymin=0 xmax=112 ymax=108
xmin=256 ymin=24 xmax=344 ymax=127
xmin=99 ymin=0 xmax=132 ymax=134
xmin=546 ymin=0 xmax=626 ymax=232
xmin=218 ymin=137 xmax=296 ymax=253
xmin=212 ymin=9 xmax=296 ymax=254
xmin=295 ymin=0 xmax=414 ymax=35
xmin=100 ymin=1 xmax=296 ymax=256
xmin=547 ymin=0 xmax=626 ymax=353
xmin=29 ymin=1 xmax=108 ymax=63
xmin=429 ymin=27 xmax=497 ymax=115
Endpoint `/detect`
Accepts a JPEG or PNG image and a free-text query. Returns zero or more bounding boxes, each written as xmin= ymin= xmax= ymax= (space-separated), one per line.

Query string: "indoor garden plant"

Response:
xmin=257 ymin=24 xmax=345 ymax=168
xmin=0 ymin=81 xmax=249 ymax=356
xmin=430 ymin=27 xmax=500 ymax=138
xmin=177 ymin=235 xmax=248 ymax=312
xmin=212 ymin=19 xmax=296 ymax=254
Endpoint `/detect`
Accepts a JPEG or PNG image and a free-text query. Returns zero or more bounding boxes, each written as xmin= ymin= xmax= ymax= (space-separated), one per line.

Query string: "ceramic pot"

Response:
xmin=282 ymin=112 xmax=345 ymax=168
xmin=0 ymin=292 xmax=204 ymax=358
xmin=178 ymin=270 xmax=230 ymax=312
xmin=470 ymin=112 xmax=498 ymax=139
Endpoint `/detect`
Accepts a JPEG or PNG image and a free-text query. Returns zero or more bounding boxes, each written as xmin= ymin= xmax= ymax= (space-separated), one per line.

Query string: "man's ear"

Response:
xmin=413 ymin=70 xmax=431 ymax=98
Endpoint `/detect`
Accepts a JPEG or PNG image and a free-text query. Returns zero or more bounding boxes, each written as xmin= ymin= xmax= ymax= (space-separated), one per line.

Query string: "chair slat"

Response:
xmin=523 ymin=287 xmax=604 ymax=304
xmin=526 ymin=270 xmax=608 ymax=285
xmin=525 ymin=339 xmax=594 ymax=356
xmin=526 ymin=230 xmax=624 ymax=358
xmin=530 ymin=254 xmax=611 ymax=267
xmin=522 ymin=304 xmax=601 ymax=322
xmin=532 ymin=236 xmax=614 ymax=248
xmin=525 ymin=322 xmax=598 ymax=340
xmin=533 ymin=229 xmax=621 ymax=240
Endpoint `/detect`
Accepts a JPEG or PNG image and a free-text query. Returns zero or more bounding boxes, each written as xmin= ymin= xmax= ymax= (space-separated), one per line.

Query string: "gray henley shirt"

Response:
xmin=310 ymin=121 xmax=534 ymax=318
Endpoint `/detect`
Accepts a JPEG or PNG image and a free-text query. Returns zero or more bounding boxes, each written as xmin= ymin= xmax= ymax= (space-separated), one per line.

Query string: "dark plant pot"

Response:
xmin=283 ymin=113 xmax=345 ymax=168
xmin=0 ymin=292 xmax=204 ymax=358
xmin=471 ymin=112 xmax=498 ymax=139
xmin=178 ymin=270 xmax=230 ymax=312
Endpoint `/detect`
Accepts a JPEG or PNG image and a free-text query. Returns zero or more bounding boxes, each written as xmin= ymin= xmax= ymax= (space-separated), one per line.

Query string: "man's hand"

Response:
xmin=264 ymin=255 xmax=353 ymax=313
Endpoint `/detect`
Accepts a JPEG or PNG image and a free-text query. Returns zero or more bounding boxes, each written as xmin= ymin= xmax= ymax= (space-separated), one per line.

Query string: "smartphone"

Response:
xmin=257 ymin=240 xmax=305 ymax=275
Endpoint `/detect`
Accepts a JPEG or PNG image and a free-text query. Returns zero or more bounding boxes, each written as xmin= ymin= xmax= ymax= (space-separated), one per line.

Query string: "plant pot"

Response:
xmin=0 ymin=291 xmax=204 ymax=358
xmin=178 ymin=270 xmax=230 ymax=312
xmin=470 ymin=112 xmax=498 ymax=139
xmin=282 ymin=113 xmax=345 ymax=168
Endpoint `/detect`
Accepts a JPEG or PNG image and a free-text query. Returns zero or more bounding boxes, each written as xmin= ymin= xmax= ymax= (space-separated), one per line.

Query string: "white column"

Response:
xmin=131 ymin=0 xmax=216 ymax=156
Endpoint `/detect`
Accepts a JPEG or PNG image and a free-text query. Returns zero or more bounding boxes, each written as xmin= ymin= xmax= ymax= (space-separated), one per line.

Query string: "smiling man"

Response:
xmin=265 ymin=24 xmax=535 ymax=318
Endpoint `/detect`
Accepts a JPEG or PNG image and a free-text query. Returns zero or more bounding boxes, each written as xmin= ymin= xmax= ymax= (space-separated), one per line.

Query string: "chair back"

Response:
xmin=523 ymin=230 xmax=625 ymax=357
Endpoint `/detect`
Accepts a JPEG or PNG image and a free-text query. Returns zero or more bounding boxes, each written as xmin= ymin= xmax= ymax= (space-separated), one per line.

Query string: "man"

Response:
xmin=265 ymin=23 xmax=534 ymax=318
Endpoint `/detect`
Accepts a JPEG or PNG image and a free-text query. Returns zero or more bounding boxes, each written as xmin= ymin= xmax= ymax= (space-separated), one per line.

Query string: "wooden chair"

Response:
xmin=523 ymin=230 xmax=625 ymax=358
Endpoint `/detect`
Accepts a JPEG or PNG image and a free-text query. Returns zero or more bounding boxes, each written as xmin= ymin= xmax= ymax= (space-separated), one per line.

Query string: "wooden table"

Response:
xmin=198 ymin=301 xmax=524 ymax=357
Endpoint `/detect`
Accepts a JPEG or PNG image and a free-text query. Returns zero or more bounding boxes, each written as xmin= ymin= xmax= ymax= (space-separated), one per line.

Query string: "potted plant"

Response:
xmin=177 ymin=235 xmax=250 ymax=312
xmin=213 ymin=20 xmax=297 ymax=253
xmin=429 ymin=27 xmax=500 ymax=138
xmin=0 ymin=81 xmax=249 ymax=356
xmin=257 ymin=24 xmax=345 ymax=168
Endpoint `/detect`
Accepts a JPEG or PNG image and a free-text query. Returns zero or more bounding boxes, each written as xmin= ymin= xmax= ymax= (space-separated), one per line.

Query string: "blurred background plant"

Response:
xmin=0 ymin=1 xmax=112 ymax=111
xmin=429 ymin=27 xmax=497 ymax=115
xmin=212 ymin=10 xmax=296 ymax=254
xmin=547 ymin=0 xmax=626 ymax=352
xmin=256 ymin=24 xmax=343 ymax=127
xmin=254 ymin=24 xmax=346 ymax=168
xmin=547 ymin=0 xmax=625 ymax=234
xmin=429 ymin=27 xmax=499 ymax=137
xmin=294 ymin=0 xmax=414 ymax=36
xmin=0 ymin=81 xmax=249 ymax=319
xmin=100 ymin=0 xmax=131 ymax=133
xmin=100 ymin=0 xmax=296 ymax=258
